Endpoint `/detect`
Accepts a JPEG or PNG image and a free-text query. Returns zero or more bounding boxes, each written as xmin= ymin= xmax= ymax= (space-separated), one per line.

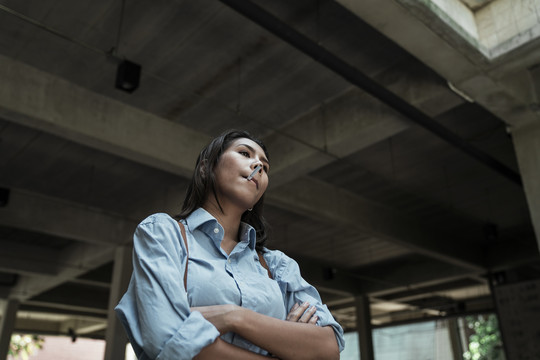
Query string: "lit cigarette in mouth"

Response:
xmin=247 ymin=165 xmax=262 ymax=180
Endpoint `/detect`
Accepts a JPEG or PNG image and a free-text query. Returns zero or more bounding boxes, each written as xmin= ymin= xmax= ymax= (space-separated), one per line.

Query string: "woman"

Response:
xmin=115 ymin=130 xmax=344 ymax=359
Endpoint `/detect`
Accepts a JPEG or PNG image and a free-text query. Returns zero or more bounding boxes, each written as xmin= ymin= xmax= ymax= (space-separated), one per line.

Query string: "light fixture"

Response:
xmin=115 ymin=60 xmax=141 ymax=93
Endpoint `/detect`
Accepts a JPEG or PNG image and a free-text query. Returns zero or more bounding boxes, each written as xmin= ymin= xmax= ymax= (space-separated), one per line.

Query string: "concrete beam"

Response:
xmin=0 ymin=241 xmax=60 ymax=276
xmin=21 ymin=301 xmax=108 ymax=317
xmin=264 ymin=58 xmax=465 ymax=189
xmin=293 ymin=257 xmax=364 ymax=295
xmin=267 ymin=177 xmax=485 ymax=271
xmin=265 ymin=89 xmax=410 ymax=188
xmin=60 ymin=319 xmax=107 ymax=336
xmin=335 ymin=0 xmax=479 ymax=83
xmin=295 ymin=251 xmax=481 ymax=297
xmin=8 ymin=242 xmax=115 ymax=301
xmin=456 ymin=74 xmax=538 ymax=128
xmin=0 ymin=54 xmax=210 ymax=179
xmin=335 ymin=0 xmax=540 ymax=128
xmin=352 ymin=257 xmax=481 ymax=296
xmin=0 ymin=188 xmax=138 ymax=245
xmin=14 ymin=316 xmax=63 ymax=335
xmin=487 ymin=234 xmax=540 ymax=270
xmin=0 ymin=189 xmax=138 ymax=299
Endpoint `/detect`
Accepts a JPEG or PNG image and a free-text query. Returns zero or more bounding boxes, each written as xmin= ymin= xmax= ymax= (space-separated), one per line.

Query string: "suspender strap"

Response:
xmin=177 ymin=221 xmax=189 ymax=291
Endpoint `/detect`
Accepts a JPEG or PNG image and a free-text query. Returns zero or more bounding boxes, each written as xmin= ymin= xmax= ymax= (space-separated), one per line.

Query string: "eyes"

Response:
xmin=239 ymin=150 xmax=269 ymax=172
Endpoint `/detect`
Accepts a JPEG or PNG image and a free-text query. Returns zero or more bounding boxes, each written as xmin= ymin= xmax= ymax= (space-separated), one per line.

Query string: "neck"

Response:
xmin=203 ymin=198 xmax=243 ymax=244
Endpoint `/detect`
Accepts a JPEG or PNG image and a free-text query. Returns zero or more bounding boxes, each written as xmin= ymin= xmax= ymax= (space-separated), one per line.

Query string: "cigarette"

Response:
xmin=247 ymin=165 xmax=262 ymax=180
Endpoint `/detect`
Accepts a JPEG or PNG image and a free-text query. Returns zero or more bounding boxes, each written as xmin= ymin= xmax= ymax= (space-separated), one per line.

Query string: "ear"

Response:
xmin=198 ymin=159 xmax=208 ymax=179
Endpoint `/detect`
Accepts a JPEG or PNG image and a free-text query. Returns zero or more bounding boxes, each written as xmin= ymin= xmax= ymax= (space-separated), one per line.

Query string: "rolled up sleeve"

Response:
xmin=115 ymin=214 xmax=220 ymax=360
xmin=265 ymin=250 xmax=346 ymax=353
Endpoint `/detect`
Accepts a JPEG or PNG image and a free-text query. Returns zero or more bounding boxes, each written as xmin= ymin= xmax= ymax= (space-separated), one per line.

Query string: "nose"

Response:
xmin=251 ymin=161 xmax=263 ymax=173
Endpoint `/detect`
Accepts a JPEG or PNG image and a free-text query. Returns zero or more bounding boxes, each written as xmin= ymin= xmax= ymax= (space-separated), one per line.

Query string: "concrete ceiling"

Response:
xmin=1 ymin=0 xmax=539 ymax=338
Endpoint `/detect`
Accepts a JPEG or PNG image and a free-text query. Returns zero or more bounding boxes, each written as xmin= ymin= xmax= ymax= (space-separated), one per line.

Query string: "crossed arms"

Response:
xmin=193 ymin=302 xmax=340 ymax=360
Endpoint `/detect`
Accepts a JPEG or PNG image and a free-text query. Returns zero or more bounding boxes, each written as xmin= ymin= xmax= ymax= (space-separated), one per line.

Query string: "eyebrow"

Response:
xmin=238 ymin=144 xmax=270 ymax=166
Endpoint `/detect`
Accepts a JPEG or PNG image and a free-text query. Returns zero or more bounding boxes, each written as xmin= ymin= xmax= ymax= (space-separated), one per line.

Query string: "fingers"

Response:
xmin=285 ymin=302 xmax=305 ymax=321
xmin=298 ymin=305 xmax=317 ymax=323
xmin=286 ymin=301 xmax=318 ymax=324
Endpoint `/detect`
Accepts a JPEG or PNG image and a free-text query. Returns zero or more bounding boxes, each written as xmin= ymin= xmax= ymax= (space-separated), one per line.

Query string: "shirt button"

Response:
xmin=214 ymin=228 xmax=219 ymax=234
xmin=228 ymin=258 xmax=231 ymax=263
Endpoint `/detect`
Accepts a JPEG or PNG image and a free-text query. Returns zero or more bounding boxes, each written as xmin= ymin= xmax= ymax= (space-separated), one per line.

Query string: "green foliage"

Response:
xmin=8 ymin=334 xmax=44 ymax=360
xmin=463 ymin=314 xmax=505 ymax=360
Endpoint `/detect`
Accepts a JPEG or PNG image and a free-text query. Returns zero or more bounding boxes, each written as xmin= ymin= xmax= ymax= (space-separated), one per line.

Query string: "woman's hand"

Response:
xmin=191 ymin=304 xmax=243 ymax=334
xmin=286 ymin=302 xmax=318 ymax=325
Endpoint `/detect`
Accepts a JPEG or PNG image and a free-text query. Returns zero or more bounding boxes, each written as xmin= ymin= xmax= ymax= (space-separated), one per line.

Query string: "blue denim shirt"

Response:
xmin=115 ymin=208 xmax=345 ymax=359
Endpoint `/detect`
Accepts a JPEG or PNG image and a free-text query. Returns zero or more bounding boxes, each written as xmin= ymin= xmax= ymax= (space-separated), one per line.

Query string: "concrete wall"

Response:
xmin=477 ymin=0 xmax=540 ymax=49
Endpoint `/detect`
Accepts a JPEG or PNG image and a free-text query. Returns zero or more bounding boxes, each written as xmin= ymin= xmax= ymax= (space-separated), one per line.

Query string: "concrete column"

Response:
xmin=355 ymin=296 xmax=374 ymax=360
xmin=512 ymin=121 xmax=540 ymax=252
xmin=447 ymin=318 xmax=464 ymax=360
xmin=104 ymin=246 xmax=133 ymax=360
xmin=0 ymin=299 xmax=20 ymax=360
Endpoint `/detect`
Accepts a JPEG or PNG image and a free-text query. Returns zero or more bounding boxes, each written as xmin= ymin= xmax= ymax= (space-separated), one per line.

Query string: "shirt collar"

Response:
xmin=239 ymin=221 xmax=257 ymax=250
xmin=185 ymin=207 xmax=217 ymax=230
xmin=185 ymin=208 xmax=256 ymax=250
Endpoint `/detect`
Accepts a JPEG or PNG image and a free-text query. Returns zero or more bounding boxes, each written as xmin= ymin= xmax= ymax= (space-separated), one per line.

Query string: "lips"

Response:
xmin=244 ymin=175 xmax=259 ymax=189
xmin=251 ymin=178 xmax=259 ymax=188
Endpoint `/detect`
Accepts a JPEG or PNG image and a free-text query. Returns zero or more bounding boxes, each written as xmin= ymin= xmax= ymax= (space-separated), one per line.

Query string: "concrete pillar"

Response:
xmin=355 ymin=296 xmax=374 ymax=360
xmin=447 ymin=318 xmax=464 ymax=360
xmin=104 ymin=246 xmax=133 ymax=360
xmin=512 ymin=121 xmax=540 ymax=252
xmin=0 ymin=299 xmax=20 ymax=360
xmin=492 ymin=278 xmax=540 ymax=359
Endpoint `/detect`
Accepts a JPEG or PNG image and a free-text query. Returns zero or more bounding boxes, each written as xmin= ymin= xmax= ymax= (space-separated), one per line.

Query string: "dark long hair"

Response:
xmin=177 ymin=129 xmax=270 ymax=252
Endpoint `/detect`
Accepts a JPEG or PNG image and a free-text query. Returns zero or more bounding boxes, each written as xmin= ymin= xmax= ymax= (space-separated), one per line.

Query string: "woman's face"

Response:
xmin=212 ymin=138 xmax=269 ymax=211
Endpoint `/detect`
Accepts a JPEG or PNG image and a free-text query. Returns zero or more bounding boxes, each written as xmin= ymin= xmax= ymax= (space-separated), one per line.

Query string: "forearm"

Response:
xmin=231 ymin=309 xmax=339 ymax=360
xmin=194 ymin=338 xmax=270 ymax=360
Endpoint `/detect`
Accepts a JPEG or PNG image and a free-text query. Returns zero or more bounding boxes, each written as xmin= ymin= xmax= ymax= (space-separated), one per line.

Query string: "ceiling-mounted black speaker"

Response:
xmin=0 ymin=188 xmax=10 ymax=207
xmin=115 ymin=60 xmax=141 ymax=93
